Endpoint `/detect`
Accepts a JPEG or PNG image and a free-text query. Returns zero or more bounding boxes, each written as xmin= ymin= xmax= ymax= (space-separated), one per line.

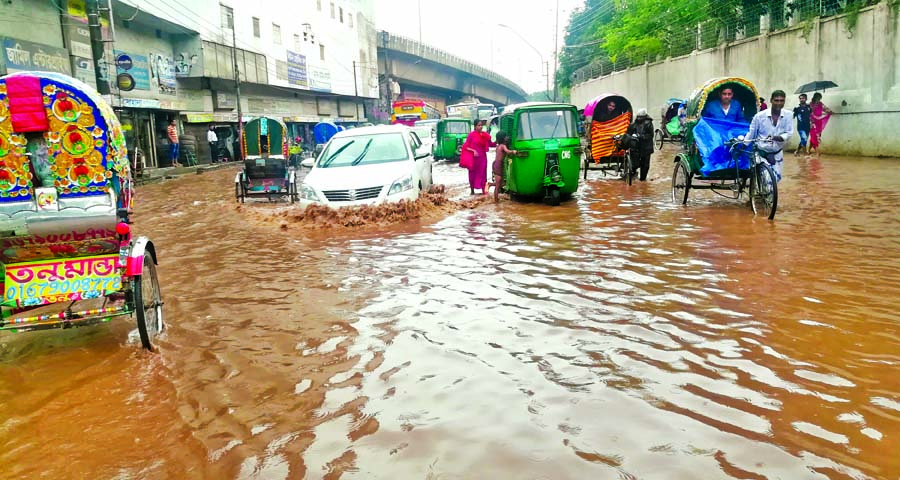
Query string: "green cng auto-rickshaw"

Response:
xmin=432 ymin=118 xmax=472 ymax=160
xmin=499 ymin=102 xmax=581 ymax=206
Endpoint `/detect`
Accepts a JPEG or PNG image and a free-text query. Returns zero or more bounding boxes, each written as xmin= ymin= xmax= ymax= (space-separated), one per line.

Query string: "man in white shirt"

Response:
xmin=207 ymin=125 xmax=219 ymax=163
xmin=746 ymin=90 xmax=793 ymax=181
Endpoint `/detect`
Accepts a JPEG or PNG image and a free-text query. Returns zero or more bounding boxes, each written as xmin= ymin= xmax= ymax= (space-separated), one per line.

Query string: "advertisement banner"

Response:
xmin=1 ymin=38 xmax=71 ymax=75
xmin=308 ymin=65 xmax=331 ymax=93
xmin=148 ymin=52 xmax=177 ymax=96
xmin=70 ymin=56 xmax=96 ymax=88
xmin=114 ymin=51 xmax=150 ymax=91
xmin=287 ymin=51 xmax=308 ymax=88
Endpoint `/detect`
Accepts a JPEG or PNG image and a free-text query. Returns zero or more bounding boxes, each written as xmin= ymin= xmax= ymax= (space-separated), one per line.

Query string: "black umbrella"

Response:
xmin=795 ymin=81 xmax=838 ymax=94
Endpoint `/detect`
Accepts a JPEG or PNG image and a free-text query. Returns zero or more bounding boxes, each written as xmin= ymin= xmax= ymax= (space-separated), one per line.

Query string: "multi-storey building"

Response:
xmin=0 ymin=0 xmax=378 ymax=168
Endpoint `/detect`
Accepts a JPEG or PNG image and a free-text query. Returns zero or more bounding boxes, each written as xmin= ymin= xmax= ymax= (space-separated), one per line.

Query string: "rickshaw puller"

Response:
xmin=746 ymin=90 xmax=793 ymax=181
xmin=626 ymin=109 xmax=655 ymax=181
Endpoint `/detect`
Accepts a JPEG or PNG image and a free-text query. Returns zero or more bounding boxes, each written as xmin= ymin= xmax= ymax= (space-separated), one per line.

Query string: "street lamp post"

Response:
xmin=497 ymin=23 xmax=551 ymax=101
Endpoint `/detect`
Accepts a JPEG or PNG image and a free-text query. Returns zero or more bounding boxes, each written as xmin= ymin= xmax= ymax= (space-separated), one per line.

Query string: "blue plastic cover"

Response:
xmin=693 ymin=117 xmax=751 ymax=176
xmin=313 ymin=122 xmax=339 ymax=144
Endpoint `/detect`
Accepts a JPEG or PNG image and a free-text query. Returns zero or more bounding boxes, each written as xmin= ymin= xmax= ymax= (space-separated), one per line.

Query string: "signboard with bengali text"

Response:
xmin=1 ymin=38 xmax=71 ymax=75
xmin=3 ymin=254 xmax=122 ymax=308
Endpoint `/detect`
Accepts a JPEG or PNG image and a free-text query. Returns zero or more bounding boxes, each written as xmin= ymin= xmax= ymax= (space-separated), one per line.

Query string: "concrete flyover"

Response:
xmin=377 ymin=31 xmax=527 ymax=107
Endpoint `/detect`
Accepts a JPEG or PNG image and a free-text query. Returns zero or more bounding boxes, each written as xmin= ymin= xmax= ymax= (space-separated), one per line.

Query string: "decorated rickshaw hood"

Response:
xmin=242 ymin=116 xmax=289 ymax=158
xmin=685 ymin=77 xmax=760 ymax=123
xmin=0 ymin=72 xmax=130 ymax=203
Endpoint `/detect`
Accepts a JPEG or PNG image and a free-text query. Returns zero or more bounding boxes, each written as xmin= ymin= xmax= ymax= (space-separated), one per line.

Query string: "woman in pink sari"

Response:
xmin=809 ymin=92 xmax=833 ymax=156
xmin=462 ymin=119 xmax=492 ymax=194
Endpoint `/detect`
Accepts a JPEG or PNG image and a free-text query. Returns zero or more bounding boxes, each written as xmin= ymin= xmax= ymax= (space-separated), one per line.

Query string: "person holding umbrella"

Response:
xmin=794 ymin=81 xmax=837 ymax=156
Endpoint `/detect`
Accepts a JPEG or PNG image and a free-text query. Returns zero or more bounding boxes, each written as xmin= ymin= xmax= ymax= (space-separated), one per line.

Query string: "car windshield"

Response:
xmin=445 ymin=122 xmax=470 ymax=134
xmin=517 ymin=110 xmax=575 ymax=140
xmin=412 ymin=127 xmax=432 ymax=139
xmin=318 ymin=133 xmax=409 ymax=168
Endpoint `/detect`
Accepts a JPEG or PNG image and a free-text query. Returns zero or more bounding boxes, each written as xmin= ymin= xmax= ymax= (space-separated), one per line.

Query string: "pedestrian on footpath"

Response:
xmin=168 ymin=119 xmax=182 ymax=167
xmin=207 ymin=125 xmax=219 ymax=164
xmin=746 ymin=90 xmax=793 ymax=181
xmin=792 ymin=94 xmax=811 ymax=155
xmin=625 ymin=108 xmax=655 ymax=181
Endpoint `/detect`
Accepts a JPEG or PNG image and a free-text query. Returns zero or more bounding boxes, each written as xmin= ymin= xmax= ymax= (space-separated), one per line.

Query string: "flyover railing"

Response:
xmin=379 ymin=31 xmax=527 ymax=97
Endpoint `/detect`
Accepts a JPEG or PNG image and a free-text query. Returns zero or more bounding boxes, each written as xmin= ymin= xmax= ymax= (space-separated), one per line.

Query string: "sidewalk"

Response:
xmin=135 ymin=161 xmax=238 ymax=186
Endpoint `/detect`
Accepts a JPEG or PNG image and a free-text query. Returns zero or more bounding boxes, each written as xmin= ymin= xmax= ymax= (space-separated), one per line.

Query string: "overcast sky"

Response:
xmin=373 ymin=0 xmax=584 ymax=94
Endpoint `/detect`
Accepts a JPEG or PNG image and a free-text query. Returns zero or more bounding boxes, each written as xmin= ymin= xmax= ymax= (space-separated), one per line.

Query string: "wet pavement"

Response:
xmin=1 ymin=147 xmax=899 ymax=479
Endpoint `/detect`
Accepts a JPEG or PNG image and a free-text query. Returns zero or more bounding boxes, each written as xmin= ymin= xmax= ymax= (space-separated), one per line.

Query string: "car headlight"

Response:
xmin=388 ymin=175 xmax=414 ymax=195
xmin=299 ymin=183 xmax=320 ymax=202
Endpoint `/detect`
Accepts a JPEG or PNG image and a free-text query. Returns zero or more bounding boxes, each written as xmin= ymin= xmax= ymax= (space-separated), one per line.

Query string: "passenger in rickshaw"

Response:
xmin=702 ymin=87 xmax=744 ymax=122
xmin=625 ymin=109 xmax=655 ymax=181
xmin=597 ymin=100 xmax=620 ymax=122
xmin=745 ymin=90 xmax=793 ymax=181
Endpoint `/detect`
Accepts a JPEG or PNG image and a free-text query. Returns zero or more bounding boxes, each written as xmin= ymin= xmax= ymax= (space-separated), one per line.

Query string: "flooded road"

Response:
xmin=2 ymin=148 xmax=899 ymax=479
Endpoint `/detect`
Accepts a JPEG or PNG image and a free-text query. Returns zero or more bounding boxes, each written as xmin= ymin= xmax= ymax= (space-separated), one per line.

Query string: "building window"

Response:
xmin=339 ymin=7 xmax=344 ymax=23
xmin=317 ymin=0 xmax=321 ymax=10
xmin=220 ymin=4 xmax=234 ymax=29
xmin=320 ymin=44 xmax=325 ymax=61
xmin=273 ymin=23 xmax=281 ymax=44
xmin=348 ymin=12 xmax=353 ymax=28
xmin=294 ymin=34 xmax=301 ymax=50
xmin=252 ymin=17 xmax=260 ymax=38
xmin=330 ymin=2 xmax=335 ymax=19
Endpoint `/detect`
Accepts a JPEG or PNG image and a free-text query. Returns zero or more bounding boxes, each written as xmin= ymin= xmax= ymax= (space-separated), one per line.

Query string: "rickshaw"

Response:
xmin=431 ymin=118 xmax=471 ymax=161
xmin=583 ymin=93 xmax=633 ymax=181
xmin=234 ymin=116 xmax=297 ymax=203
xmin=654 ymin=98 xmax=686 ymax=149
xmin=498 ymin=102 xmax=581 ymax=206
xmin=672 ymin=77 xmax=778 ymax=219
xmin=0 ymin=72 xmax=162 ymax=350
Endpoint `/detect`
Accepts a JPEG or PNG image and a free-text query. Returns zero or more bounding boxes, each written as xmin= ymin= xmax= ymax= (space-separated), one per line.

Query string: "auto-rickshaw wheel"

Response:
xmin=545 ymin=186 xmax=561 ymax=206
xmin=133 ymin=252 xmax=163 ymax=351
xmin=672 ymin=159 xmax=691 ymax=205
xmin=654 ymin=129 xmax=664 ymax=150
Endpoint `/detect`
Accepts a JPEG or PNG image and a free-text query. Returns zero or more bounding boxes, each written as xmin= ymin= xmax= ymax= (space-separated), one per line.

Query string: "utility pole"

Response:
xmin=85 ymin=0 xmax=110 ymax=94
xmin=353 ymin=61 xmax=358 ymax=97
xmin=417 ymin=0 xmax=423 ymax=44
xmin=230 ymin=14 xmax=243 ymax=142
xmin=553 ymin=0 xmax=559 ymax=102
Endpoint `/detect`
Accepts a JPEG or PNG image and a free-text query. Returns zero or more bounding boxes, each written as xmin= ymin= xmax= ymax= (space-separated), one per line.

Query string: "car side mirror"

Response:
xmin=300 ymin=158 xmax=316 ymax=168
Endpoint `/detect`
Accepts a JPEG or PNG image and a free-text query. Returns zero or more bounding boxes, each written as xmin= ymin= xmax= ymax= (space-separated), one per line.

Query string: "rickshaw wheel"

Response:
xmin=654 ymin=129 xmax=664 ymax=150
xmin=624 ymin=153 xmax=634 ymax=186
xmin=672 ymin=159 xmax=690 ymax=205
xmin=133 ymin=252 xmax=163 ymax=351
xmin=750 ymin=162 xmax=778 ymax=220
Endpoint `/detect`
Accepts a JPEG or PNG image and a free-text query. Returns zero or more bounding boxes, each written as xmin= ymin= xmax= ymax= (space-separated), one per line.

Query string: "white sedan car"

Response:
xmin=298 ymin=125 xmax=434 ymax=208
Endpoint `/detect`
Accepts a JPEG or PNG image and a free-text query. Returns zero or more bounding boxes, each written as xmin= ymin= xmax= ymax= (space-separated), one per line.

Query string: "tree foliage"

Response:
xmin=558 ymin=0 xmax=881 ymax=91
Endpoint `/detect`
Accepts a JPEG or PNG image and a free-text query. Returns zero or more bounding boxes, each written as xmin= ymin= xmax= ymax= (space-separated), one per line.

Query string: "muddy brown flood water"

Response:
xmin=1 ymin=149 xmax=899 ymax=479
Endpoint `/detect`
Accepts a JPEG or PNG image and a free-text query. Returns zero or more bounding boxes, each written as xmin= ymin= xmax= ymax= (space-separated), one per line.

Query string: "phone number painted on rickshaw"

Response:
xmin=4 ymin=254 xmax=122 ymax=307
